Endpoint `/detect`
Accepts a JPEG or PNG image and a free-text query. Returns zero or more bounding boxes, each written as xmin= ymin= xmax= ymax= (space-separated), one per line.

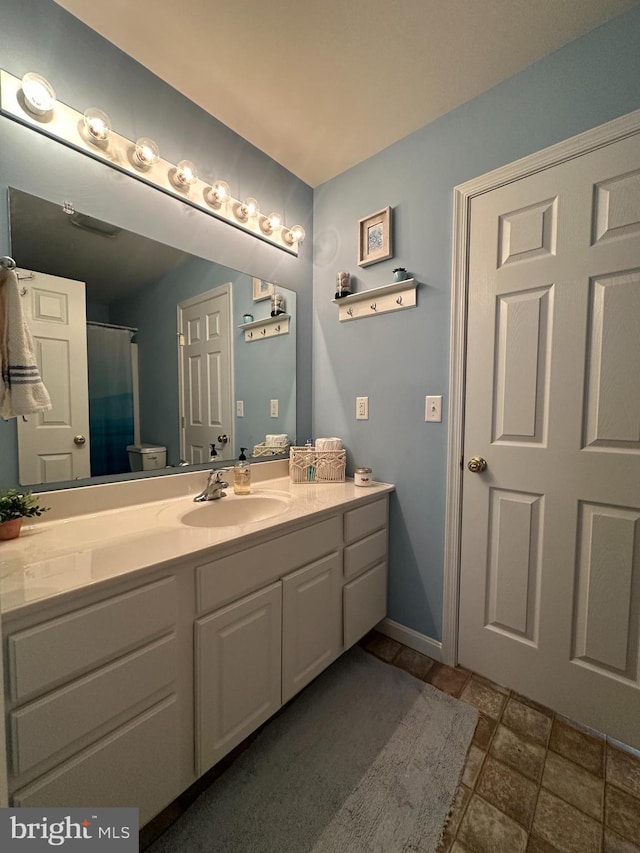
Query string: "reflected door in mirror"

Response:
xmin=18 ymin=270 xmax=91 ymax=485
xmin=179 ymin=285 xmax=233 ymax=463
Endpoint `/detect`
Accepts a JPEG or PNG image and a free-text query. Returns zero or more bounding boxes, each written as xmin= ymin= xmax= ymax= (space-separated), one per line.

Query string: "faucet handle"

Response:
xmin=211 ymin=467 xmax=232 ymax=483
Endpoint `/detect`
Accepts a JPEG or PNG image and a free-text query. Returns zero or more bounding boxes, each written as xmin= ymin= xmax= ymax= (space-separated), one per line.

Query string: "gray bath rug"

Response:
xmin=148 ymin=646 xmax=478 ymax=853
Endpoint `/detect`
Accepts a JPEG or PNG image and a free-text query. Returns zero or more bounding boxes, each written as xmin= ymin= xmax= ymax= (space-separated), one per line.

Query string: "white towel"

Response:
xmin=0 ymin=268 xmax=52 ymax=419
xmin=315 ymin=437 xmax=342 ymax=451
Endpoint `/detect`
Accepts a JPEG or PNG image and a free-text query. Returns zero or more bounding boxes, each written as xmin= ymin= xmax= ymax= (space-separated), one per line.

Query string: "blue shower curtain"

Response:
xmin=87 ymin=324 xmax=135 ymax=476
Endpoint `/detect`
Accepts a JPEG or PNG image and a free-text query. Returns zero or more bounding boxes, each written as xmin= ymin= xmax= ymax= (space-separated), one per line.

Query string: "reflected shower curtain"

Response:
xmin=87 ymin=324 xmax=135 ymax=476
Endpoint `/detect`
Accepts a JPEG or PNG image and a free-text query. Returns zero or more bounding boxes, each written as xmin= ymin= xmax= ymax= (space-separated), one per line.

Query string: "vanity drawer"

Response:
xmin=344 ymin=498 xmax=388 ymax=545
xmin=12 ymin=695 xmax=180 ymax=826
xmin=10 ymin=634 xmax=177 ymax=777
xmin=344 ymin=528 xmax=387 ymax=580
xmin=7 ymin=577 xmax=177 ymax=703
xmin=343 ymin=562 xmax=388 ymax=649
xmin=197 ymin=515 xmax=342 ymax=614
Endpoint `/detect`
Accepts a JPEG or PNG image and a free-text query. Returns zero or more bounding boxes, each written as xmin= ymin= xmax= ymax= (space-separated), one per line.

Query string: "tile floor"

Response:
xmin=361 ymin=630 xmax=640 ymax=853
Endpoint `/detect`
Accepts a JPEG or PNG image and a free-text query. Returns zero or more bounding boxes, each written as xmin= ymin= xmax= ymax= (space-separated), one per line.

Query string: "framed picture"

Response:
xmin=253 ymin=277 xmax=274 ymax=301
xmin=357 ymin=206 xmax=393 ymax=267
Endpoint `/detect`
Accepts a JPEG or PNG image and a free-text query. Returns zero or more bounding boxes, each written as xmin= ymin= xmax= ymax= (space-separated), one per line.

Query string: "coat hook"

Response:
xmin=275 ymin=324 xmax=281 ymax=332
xmin=396 ymin=295 xmax=403 ymax=305
xmin=19 ymin=287 xmax=28 ymax=297
xmin=347 ymin=307 xmax=354 ymax=316
xmin=370 ymin=302 xmax=377 ymax=311
xmin=248 ymin=331 xmax=253 ymax=339
xmin=261 ymin=328 xmax=267 ymax=336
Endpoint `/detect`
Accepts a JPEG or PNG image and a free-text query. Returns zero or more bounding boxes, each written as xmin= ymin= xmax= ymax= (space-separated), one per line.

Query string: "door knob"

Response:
xmin=73 ymin=434 xmax=87 ymax=446
xmin=217 ymin=434 xmax=228 ymax=444
xmin=467 ymin=456 xmax=487 ymax=473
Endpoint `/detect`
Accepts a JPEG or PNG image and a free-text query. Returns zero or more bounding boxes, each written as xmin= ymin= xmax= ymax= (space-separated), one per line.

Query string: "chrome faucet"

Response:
xmin=194 ymin=468 xmax=231 ymax=502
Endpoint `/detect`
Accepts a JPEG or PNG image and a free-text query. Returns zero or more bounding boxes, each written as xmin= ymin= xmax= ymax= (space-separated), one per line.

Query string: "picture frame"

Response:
xmin=252 ymin=277 xmax=274 ymax=301
xmin=357 ymin=206 xmax=393 ymax=267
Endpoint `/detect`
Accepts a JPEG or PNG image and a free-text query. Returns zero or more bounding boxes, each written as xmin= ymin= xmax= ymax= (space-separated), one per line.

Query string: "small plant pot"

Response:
xmin=393 ymin=270 xmax=409 ymax=282
xmin=0 ymin=517 xmax=24 ymax=540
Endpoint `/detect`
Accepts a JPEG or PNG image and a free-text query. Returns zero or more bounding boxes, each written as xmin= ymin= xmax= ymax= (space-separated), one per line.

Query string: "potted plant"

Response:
xmin=393 ymin=267 xmax=409 ymax=282
xmin=0 ymin=489 xmax=49 ymax=541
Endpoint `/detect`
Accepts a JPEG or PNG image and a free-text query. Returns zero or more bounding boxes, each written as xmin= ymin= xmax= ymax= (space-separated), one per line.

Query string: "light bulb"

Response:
xmin=134 ymin=137 xmax=160 ymax=167
xmin=21 ymin=72 xmax=56 ymax=116
xmin=284 ymin=224 xmax=306 ymax=245
xmin=173 ymin=160 xmax=198 ymax=188
xmin=260 ymin=211 xmax=283 ymax=235
xmin=235 ymin=197 xmax=260 ymax=221
xmin=207 ymin=180 xmax=231 ymax=206
xmin=83 ymin=108 xmax=111 ymax=142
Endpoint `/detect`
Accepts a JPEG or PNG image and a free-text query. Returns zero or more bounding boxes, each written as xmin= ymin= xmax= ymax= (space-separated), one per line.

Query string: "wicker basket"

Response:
xmin=289 ymin=447 xmax=346 ymax=483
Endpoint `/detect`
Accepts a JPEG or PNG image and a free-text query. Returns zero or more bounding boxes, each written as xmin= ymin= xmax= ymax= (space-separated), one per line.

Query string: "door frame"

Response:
xmin=442 ymin=107 xmax=640 ymax=667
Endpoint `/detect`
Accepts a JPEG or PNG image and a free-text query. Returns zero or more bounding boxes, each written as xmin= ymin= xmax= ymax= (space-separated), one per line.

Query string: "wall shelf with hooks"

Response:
xmin=239 ymin=314 xmax=290 ymax=341
xmin=332 ymin=279 xmax=418 ymax=321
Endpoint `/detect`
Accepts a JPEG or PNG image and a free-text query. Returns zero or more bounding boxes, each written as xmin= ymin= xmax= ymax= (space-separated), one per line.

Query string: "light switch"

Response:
xmin=270 ymin=399 xmax=279 ymax=418
xmin=236 ymin=400 xmax=244 ymax=417
xmin=425 ymin=395 xmax=442 ymax=422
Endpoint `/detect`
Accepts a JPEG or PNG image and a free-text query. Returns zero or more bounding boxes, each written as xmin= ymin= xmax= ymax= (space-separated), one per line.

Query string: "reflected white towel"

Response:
xmin=265 ymin=434 xmax=289 ymax=446
xmin=0 ymin=268 xmax=51 ymax=419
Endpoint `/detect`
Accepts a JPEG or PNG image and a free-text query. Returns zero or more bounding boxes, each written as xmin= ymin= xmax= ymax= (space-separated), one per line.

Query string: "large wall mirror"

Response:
xmin=5 ymin=188 xmax=297 ymax=490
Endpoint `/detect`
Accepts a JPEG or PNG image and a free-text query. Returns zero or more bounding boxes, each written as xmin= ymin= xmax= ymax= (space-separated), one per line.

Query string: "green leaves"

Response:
xmin=0 ymin=489 xmax=50 ymax=522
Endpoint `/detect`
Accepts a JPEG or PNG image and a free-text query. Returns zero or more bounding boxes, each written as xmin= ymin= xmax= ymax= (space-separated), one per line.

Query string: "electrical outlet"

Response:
xmin=425 ymin=395 xmax=442 ymax=422
xmin=356 ymin=396 xmax=369 ymax=420
xmin=270 ymin=399 xmax=279 ymax=418
xmin=236 ymin=400 xmax=244 ymax=417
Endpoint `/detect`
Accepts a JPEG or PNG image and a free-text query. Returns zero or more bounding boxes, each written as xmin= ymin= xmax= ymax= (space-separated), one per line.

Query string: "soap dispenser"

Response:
xmin=234 ymin=448 xmax=251 ymax=495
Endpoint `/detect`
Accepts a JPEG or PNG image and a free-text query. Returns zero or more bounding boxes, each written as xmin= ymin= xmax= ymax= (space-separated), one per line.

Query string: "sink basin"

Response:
xmin=178 ymin=493 xmax=292 ymax=528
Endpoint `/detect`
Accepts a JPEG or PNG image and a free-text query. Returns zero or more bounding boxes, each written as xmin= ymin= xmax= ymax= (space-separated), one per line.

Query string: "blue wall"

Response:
xmin=232 ymin=283 xmax=297 ymax=454
xmin=0 ymin=0 xmax=312 ymax=488
xmin=312 ymin=6 xmax=640 ymax=642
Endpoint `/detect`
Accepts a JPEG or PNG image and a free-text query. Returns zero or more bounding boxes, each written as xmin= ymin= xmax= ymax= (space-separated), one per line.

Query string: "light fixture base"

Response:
xmin=0 ymin=69 xmax=300 ymax=256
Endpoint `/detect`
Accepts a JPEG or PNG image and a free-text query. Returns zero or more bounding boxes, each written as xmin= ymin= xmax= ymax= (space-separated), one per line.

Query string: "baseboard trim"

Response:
xmin=376 ymin=618 xmax=443 ymax=663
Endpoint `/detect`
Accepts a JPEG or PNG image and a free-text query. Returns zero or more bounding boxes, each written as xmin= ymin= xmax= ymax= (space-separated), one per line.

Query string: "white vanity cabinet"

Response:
xmin=2 ymin=571 xmax=194 ymax=826
xmin=2 ymin=485 xmax=391 ymax=825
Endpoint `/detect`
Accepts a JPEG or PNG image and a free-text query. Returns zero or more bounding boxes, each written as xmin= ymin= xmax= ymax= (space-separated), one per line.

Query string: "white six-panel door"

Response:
xmin=178 ymin=284 xmax=233 ymax=463
xmin=17 ymin=270 xmax=90 ymax=485
xmin=458 ymin=131 xmax=640 ymax=748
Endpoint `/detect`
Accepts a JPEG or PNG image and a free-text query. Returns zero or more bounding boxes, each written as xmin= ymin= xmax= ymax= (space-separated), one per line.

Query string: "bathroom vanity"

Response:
xmin=0 ymin=462 xmax=392 ymax=825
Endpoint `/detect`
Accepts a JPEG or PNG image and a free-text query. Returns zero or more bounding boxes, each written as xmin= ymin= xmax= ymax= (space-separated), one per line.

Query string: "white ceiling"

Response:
xmin=53 ymin=0 xmax=638 ymax=187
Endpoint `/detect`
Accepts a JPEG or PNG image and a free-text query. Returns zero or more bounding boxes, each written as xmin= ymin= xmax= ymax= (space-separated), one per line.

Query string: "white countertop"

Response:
xmin=0 ymin=468 xmax=393 ymax=616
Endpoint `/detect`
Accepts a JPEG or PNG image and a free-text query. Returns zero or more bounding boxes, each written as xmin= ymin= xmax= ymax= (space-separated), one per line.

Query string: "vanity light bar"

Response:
xmin=0 ymin=70 xmax=304 ymax=255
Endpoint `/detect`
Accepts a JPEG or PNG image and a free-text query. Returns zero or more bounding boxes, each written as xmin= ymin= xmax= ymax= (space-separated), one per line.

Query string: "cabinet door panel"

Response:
xmin=8 ymin=577 xmax=176 ymax=703
xmin=12 ymin=696 xmax=179 ymax=827
xmin=344 ymin=497 xmax=388 ymax=544
xmin=195 ymin=583 xmax=282 ymax=776
xmin=282 ymin=553 xmax=342 ymax=704
xmin=10 ymin=634 xmax=176 ymax=777
xmin=196 ymin=516 xmax=342 ymax=614
xmin=344 ymin=562 xmax=388 ymax=649
xmin=344 ymin=528 xmax=388 ymax=580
